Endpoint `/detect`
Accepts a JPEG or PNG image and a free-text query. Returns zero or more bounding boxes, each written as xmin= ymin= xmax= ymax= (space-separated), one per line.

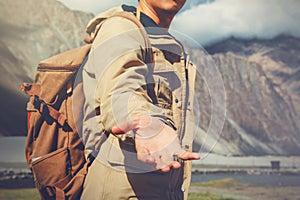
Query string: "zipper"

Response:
xmin=37 ymin=65 xmax=80 ymax=72
xmin=179 ymin=53 xmax=190 ymax=142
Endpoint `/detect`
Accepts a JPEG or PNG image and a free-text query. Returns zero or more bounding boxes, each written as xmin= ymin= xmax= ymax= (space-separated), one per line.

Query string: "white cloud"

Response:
xmin=58 ymin=0 xmax=300 ymax=46
xmin=171 ymin=0 xmax=300 ymax=46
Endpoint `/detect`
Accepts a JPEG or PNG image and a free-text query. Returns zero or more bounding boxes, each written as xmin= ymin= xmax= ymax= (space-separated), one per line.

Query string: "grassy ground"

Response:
xmin=0 ymin=189 xmax=231 ymax=200
xmin=188 ymin=192 xmax=235 ymax=200
xmin=0 ymin=188 xmax=233 ymax=200
xmin=0 ymin=189 xmax=39 ymax=200
xmin=1 ymin=178 xmax=299 ymax=200
xmin=190 ymin=178 xmax=300 ymax=200
xmin=188 ymin=179 xmax=240 ymax=200
xmin=192 ymin=178 xmax=241 ymax=188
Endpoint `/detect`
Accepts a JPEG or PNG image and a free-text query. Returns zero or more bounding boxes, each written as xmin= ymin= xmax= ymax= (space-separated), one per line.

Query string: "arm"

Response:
xmin=89 ymin=16 xmax=159 ymax=131
xmin=90 ymin=17 xmax=199 ymax=171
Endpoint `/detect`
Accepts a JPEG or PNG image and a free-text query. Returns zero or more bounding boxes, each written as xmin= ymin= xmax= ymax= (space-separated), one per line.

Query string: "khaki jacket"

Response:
xmin=82 ymin=6 xmax=196 ymax=199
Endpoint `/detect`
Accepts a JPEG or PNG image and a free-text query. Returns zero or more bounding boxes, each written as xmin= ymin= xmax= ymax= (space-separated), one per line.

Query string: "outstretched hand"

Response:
xmin=111 ymin=116 xmax=200 ymax=172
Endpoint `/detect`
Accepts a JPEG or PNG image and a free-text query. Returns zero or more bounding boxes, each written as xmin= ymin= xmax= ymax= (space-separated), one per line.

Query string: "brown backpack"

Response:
xmin=21 ymin=44 xmax=91 ymax=200
xmin=20 ymin=11 xmax=150 ymax=200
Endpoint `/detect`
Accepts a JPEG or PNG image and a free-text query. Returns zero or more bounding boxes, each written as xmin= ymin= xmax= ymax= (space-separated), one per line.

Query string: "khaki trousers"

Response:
xmin=81 ymin=159 xmax=184 ymax=200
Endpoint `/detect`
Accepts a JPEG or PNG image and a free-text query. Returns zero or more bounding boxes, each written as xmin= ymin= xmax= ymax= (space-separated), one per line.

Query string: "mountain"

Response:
xmin=193 ymin=36 xmax=300 ymax=156
xmin=0 ymin=0 xmax=93 ymax=136
xmin=0 ymin=0 xmax=299 ymax=156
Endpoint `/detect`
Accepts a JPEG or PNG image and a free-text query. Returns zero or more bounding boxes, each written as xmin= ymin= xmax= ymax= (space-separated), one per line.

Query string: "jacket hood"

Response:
xmin=85 ymin=6 xmax=124 ymax=42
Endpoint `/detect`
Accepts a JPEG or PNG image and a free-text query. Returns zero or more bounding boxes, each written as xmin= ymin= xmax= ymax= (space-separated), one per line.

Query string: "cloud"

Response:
xmin=58 ymin=0 xmax=300 ymax=46
xmin=171 ymin=0 xmax=300 ymax=46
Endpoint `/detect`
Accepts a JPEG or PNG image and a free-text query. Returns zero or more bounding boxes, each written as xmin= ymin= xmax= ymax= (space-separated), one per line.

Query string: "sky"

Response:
xmin=58 ymin=0 xmax=300 ymax=46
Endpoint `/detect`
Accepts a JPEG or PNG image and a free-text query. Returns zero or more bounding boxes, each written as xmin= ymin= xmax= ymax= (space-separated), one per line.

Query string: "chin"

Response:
xmin=163 ymin=1 xmax=185 ymax=12
xmin=153 ymin=0 xmax=185 ymax=15
xmin=163 ymin=6 xmax=181 ymax=14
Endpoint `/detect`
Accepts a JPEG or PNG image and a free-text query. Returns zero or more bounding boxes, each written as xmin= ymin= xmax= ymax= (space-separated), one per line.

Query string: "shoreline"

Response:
xmin=192 ymin=165 xmax=300 ymax=175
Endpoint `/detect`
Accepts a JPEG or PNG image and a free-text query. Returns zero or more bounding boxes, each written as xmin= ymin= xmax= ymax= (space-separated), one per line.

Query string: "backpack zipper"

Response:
xmin=37 ymin=65 xmax=80 ymax=72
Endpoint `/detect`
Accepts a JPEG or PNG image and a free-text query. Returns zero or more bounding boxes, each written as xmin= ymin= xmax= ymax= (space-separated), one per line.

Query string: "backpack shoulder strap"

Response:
xmin=112 ymin=11 xmax=151 ymax=48
xmin=113 ymin=11 xmax=152 ymax=63
xmin=84 ymin=11 xmax=153 ymax=63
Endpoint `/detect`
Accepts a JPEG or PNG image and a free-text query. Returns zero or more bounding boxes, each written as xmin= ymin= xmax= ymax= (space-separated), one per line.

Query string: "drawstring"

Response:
xmin=136 ymin=6 xmax=141 ymax=21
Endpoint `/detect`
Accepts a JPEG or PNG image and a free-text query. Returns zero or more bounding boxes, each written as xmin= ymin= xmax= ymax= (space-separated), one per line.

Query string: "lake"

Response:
xmin=191 ymin=173 xmax=300 ymax=187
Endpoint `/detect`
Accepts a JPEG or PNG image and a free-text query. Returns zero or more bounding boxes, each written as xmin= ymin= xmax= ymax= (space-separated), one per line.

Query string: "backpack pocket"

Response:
xmin=31 ymin=147 xmax=72 ymax=188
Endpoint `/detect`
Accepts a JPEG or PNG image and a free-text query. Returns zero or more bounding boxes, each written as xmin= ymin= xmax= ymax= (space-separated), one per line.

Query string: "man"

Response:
xmin=81 ymin=0 xmax=199 ymax=199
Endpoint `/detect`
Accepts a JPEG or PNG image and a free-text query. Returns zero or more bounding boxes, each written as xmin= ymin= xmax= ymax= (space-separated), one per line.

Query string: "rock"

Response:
xmin=0 ymin=0 xmax=93 ymax=136
xmin=194 ymin=36 xmax=300 ymax=155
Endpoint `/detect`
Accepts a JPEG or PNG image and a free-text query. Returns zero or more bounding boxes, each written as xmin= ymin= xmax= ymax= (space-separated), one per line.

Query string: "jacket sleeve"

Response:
xmin=87 ymin=16 xmax=162 ymax=132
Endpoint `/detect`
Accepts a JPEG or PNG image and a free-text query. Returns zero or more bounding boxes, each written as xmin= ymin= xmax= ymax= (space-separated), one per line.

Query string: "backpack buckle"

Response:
xmin=33 ymin=96 xmax=47 ymax=114
xmin=42 ymin=186 xmax=55 ymax=198
xmin=20 ymin=83 xmax=41 ymax=96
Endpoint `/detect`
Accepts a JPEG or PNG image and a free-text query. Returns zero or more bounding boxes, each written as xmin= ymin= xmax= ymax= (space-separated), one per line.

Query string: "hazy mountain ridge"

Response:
xmin=0 ymin=0 xmax=93 ymax=135
xmin=196 ymin=36 xmax=300 ymax=155
xmin=0 ymin=0 xmax=299 ymax=156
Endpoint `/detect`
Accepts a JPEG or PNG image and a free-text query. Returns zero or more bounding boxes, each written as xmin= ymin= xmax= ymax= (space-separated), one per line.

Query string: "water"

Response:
xmin=192 ymin=174 xmax=300 ymax=187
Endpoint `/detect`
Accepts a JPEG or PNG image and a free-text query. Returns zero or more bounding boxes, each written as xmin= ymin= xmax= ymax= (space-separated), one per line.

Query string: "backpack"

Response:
xmin=20 ymin=10 xmax=151 ymax=200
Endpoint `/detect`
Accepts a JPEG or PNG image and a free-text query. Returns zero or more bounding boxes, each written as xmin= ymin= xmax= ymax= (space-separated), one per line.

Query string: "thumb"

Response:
xmin=111 ymin=120 xmax=138 ymax=134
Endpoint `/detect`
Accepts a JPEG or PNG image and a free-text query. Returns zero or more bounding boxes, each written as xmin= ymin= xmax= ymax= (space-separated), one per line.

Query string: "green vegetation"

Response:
xmin=188 ymin=178 xmax=243 ymax=200
xmin=0 ymin=188 xmax=236 ymax=200
xmin=0 ymin=179 xmax=240 ymax=200
xmin=0 ymin=189 xmax=39 ymax=200
xmin=188 ymin=192 xmax=235 ymax=200
xmin=0 ymin=189 xmax=235 ymax=200
xmin=191 ymin=178 xmax=248 ymax=188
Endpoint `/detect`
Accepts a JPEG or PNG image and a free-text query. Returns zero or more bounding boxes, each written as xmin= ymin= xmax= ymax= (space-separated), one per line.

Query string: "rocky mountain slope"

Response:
xmin=0 ymin=0 xmax=299 ymax=156
xmin=194 ymin=36 xmax=300 ymax=156
xmin=0 ymin=0 xmax=93 ymax=135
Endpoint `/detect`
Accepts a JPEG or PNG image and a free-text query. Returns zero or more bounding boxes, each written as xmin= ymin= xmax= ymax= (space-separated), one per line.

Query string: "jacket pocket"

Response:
xmin=103 ymin=136 xmax=154 ymax=172
xmin=153 ymin=67 xmax=179 ymax=117
xmin=31 ymin=147 xmax=72 ymax=188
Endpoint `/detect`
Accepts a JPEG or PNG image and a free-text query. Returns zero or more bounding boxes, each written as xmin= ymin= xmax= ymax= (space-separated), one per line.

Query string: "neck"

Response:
xmin=137 ymin=4 xmax=175 ymax=29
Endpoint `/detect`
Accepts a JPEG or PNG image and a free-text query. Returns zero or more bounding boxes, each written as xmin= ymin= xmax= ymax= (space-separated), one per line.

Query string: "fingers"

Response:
xmin=160 ymin=161 xmax=181 ymax=172
xmin=158 ymin=152 xmax=200 ymax=172
xmin=111 ymin=125 xmax=126 ymax=134
xmin=160 ymin=166 xmax=171 ymax=172
xmin=136 ymin=150 xmax=200 ymax=172
xmin=178 ymin=152 xmax=200 ymax=161
xmin=136 ymin=150 xmax=183 ymax=172
xmin=168 ymin=161 xmax=181 ymax=169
